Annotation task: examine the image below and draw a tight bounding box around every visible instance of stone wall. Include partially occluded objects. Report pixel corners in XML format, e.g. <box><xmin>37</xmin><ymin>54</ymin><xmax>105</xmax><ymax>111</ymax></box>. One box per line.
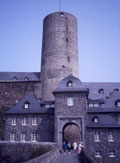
<box><xmin>0</xmin><ymin>81</ymin><xmax>41</xmax><ymax>138</ymax></box>
<box><xmin>86</xmin><ymin>128</ymin><xmax>120</xmax><ymax>163</ymax></box>
<box><xmin>0</xmin><ymin>142</ymin><xmax>56</xmax><ymax>163</ymax></box>
<box><xmin>54</xmin><ymin>92</ymin><xmax>87</xmax><ymax>143</ymax></box>
<box><xmin>23</xmin><ymin>144</ymin><xmax>61</xmax><ymax>163</ymax></box>
<box><xmin>4</xmin><ymin>114</ymin><xmax>54</xmax><ymax>142</ymax></box>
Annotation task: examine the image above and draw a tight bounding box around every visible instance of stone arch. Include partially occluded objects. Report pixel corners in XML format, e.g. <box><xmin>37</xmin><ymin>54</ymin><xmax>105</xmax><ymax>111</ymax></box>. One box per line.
<box><xmin>62</xmin><ymin>122</ymin><xmax>81</xmax><ymax>144</ymax></box>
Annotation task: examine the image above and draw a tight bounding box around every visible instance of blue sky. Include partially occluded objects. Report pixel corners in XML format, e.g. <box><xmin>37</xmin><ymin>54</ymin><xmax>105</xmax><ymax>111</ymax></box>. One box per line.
<box><xmin>0</xmin><ymin>0</ymin><xmax>120</xmax><ymax>82</ymax></box>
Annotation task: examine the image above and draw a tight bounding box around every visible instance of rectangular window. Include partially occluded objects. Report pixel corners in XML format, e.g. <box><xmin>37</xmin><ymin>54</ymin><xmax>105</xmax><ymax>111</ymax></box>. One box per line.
<box><xmin>10</xmin><ymin>133</ymin><xmax>15</xmax><ymax>142</ymax></box>
<box><xmin>109</xmin><ymin>150</ymin><xmax>115</xmax><ymax>158</ymax></box>
<box><xmin>108</xmin><ymin>132</ymin><xmax>114</xmax><ymax>142</ymax></box>
<box><xmin>21</xmin><ymin>133</ymin><xmax>26</xmax><ymax>142</ymax></box>
<box><xmin>32</xmin><ymin>117</ymin><xmax>37</xmax><ymax>125</ymax></box>
<box><xmin>31</xmin><ymin>133</ymin><xmax>37</xmax><ymax>142</ymax></box>
<box><xmin>94</xmin><ymin>103</ymin><xmax>99</xmax><ymax>108</ymax></box>
<box><xmin>118</xmin><ymin>117</ymin><xmax>120</xmax><ymax>124</ymax></box>
<box><xmin>94</xmin><ymin>131</ymin><xmax>100</xmax><ymax>142</ymax></box>
<box><xmin>95</xmin><ymin>150</ymin><xmax>101</xmax><ymax>158</ymax></box>
<box><xmin>88</xmin><ymin>103</ymin><xmax>94</xmax><ymax>108</ymax></box>
<box><xmin>11</xmin><ymin>118</ymin><xmax>16</xmax><ymax>126</ymax></box>
<box><xmin>22</xmin><ymin>117</ymin><xmax>27</xmax><ymax>126</ymax></box>
<box><xmin>67</xmin><ymin>97</ymin><xmax>74</xmax><ymax>106</ymax></box>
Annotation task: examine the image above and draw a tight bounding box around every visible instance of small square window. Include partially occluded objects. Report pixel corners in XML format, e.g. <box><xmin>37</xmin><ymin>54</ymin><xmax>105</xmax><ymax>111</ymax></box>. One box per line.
<box><xmin>67</xmin><ymin>81</ymin><xmax>73</xmax><ymax>87</ymax></box>
<box><xmin>67</xmin><ymin>97</ymin><xmax>74</xmax><ymax>106</ymax></box>
<box><xmin>93</xmin><ymin>117</ymin><xmax>99</xmax><ymax>123</ymax></box>
<box><xmin>94</xmin><ymin>103</ymin><xmax>99</xmax><ymax>108</ymax></box>
<box><xmin>24</xmin><ymin>102</ymin><xmax>30</xmax><ymax>109</ymax></box>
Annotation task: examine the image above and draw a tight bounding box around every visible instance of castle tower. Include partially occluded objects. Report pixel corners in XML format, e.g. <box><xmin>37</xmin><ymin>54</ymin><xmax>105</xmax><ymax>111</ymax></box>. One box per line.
<box><xmin>41</xmin><ymin>12</ymin><xmax>79</xmax><ymax>101</ymax></box>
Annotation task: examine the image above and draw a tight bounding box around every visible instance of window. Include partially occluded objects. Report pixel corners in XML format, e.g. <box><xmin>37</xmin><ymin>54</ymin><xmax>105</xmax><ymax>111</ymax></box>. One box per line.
<box><xmin>11</xmin><ymin>118</ymin><xmax>16</xmax><ymax>126</ymax></box>
<box><xmin>116</xmin><ymin>100</ymin><xmax>120</xmax><ymax>107</ymax></box>
<box><xmin>24</xmin><ymin>102</ymin><xmax>30</xmax><ymax>109</ymax></box>
<box><xmin>94</xmin><ymin>103</ymin><xmax>99</xmax><ymax>108</ymax></box>
<box><xmin>93</xmin><ymin>117</ymin><xmax>99</xmax><ymax>123</ymax></box>
<box><xmin>10</xmin><ymin>133</ymin><xmax>15</xmax><ymax>142</ymax></box>
<box><xmin>13</xmin><ymin>77</ymin><xmax>17</xmax><ymax>81</ymax></box>
<box><xmin>67</xmin><ymin>81</ymin><xmax>73</xmax><ymax>87</ymax></box>
<box><xmin>22</xmin><ymin>117</ymin><xmax>27</xmax><ymax>126</ymax></box>
<box><xmin>21</xmin><ymin>133</ymin><xmax>26</xmax><ymax>142</ymax></box>
<box><xmin>45</xmin><ymin>104</ymin><xmax>50</xmax><ymax>108</ymax></box>
<box><xmin>118</xmin><ymin>117</ymin><xmax>120</xmax><ymax>124</ymax></box>
<box><xmin>51</xmin><ymin>104</ymin><xmax>55</xmax><ymax>108</ymax></box>
<box><xmin>94</xmin><ymin>131</ymin><xmax>100</xmax><ymax>142</ymax></box>
<box><xmin>67</xmin><ymin>97</ymin><xmax>74</xmax><ymax>106</ymax></box>
<box><xmin>108</xmin><ymin>132</ymin><xmax>114</xmax><ymax>142</ymax></box>
<box><xmin>66</xmin><ymin>37</ymin><xmax>68</xmax><ymax>43</ymax></box>
<box><xmin>32</xmin><ymin>117</ymin><xmax>37</xmax><ymax>125</ymax></box>
<box><xmin>88</xmin><ymin>103</ymin><xmax>94</xmax><ymax>108</ymax></box>
<box><xmin>109</xmin><ymin>150</ymin><xmax>115</xmax><ymax>158</ymax></box>
<box><xmin>5</xmin><ymin>91</ymin><xmax>8</xmax><ymax>95</ymax></box>
<box><xmin>24</xmin><ymin>77</ymin><xmax>29</xmax><ymax>81</ymax></box>
<box><xmin>95</xmin><ymin>150</ymin><xmax>101</xmax><ymax>158</ymax></box>
<box><xmin>31</xmin><ymin>133</ymin><xmax>37</xmax><ymax>142</ymax></box>
<box><xmin>67</xmin><ymin>56</ymin><xmax>70</xmax><ymax>62</ymax></box>
<box><xmin>88</xmin><ymin>103</ymin><xmax>99</xmax><ymax>108</ymax></box>
<box><xmin>60</xmin><ymin>13</ymin><xmax>64</xmax><ymax>17</ymax></box>
<box><xmin>99</xmin><ymin>89</ymin><xmax>104</xmax><ymax>94</ymax></box>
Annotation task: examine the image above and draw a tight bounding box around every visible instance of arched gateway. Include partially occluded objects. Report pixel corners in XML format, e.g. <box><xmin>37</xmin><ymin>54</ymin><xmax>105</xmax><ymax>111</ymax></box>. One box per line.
<box><xmin>63</xmin><ymin>123</ymin><xmax>81</xmax><ymax>144</ymax></box>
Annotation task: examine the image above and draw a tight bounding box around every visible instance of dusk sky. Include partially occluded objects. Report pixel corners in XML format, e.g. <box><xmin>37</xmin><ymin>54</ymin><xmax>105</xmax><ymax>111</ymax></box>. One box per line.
<box><xmin>0</xmin><ymin>0</ymin><xmax>120</xmax><ymax>82</ymax></box>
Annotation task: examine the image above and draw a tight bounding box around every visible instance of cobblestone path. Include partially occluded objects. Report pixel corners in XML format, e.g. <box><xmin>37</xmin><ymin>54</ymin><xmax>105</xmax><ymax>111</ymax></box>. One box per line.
<box><xmin>54</xmin><ymin>152</ymin><xmax>80</xmax><ymax>163</ymax></box>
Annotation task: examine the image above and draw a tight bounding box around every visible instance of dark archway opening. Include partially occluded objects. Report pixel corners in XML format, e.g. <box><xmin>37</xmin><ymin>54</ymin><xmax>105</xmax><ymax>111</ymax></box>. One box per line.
<box><xmin>63</xmin><ymin>123</ymin><xmax>81</xmax><ymax>144</ymax></box>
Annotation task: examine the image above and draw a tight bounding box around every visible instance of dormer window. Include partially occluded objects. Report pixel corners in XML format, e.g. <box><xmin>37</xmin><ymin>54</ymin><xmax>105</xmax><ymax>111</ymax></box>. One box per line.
<box><xmin>24</xmin><ymin>102</ymin><xmax>30</xmax><ymax>109</ymax></box>
<box><xmin>93</xmin><ymin>116</ymin><xmax>99</xmax><ymax>123</ymax></box>
<box><xmin>67</xmin><ymin>81</ymin><xmax>73</xmax><ymax>87</ymax></box>
<box><xmin>13</xmin><ymin>77</ymin><xmax>17</xmax><ymax>81</ymax></box>
<box><xmin>99</xmin><ymin>89</ymin><xmax>104</xmax><ymax>94</ymax></box>
<box><xmin>24</xmin><ymin>77</ymin><xmax>29</xmax><ymax>81</ymax></box>
<box><xmin>115</xmin><ymin>100</ymin><xmax>120</xmax><ymax>107</ymax></box>
<box><xmin>60</xmin><ymin>13</ymin><xmax>64</xmax><ymax>17</ymax></box>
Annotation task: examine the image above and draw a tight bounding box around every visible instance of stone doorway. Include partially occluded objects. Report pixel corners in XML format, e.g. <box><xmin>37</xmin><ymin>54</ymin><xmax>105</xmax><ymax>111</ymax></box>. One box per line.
<box><xmin>63</xmin><ymin>123</ymin><xmax>80</xmax><ymax>144</ymax></box>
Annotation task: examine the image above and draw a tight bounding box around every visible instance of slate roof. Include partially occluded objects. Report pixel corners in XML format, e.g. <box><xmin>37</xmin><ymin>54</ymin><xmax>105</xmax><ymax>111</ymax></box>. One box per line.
<box><xmin>0</xmin><ymin>72</ymin><xmax>40</xmax><ymax>81</ymax></box>
<box><xmin>83</xmin><ymin>82</ymin><xmax>120</xmax><ymax>100</ymax></box>
<box><xmin>54</xmin><ymin>74</ymin><xmax>88</xmax><ymax>93</ymax></box>
<box><xmin>87</xmin><ymin>114</ymin><xmax>120</xmax><ymax>128</ymax></box>
<box><xmin>5</xmin><ymin>93</ymin><xmax>54</xmax><ymax>114</ymax></box>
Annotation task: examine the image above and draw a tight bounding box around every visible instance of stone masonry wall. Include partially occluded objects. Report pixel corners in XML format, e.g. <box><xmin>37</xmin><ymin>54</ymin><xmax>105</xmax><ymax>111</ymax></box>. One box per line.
<box><xmin>86</xmin><ymin>128</ymin><xmax>120</xmax><ymax>163</ymax></box>
<box><xmin>4</xmin><ymin>114</ymin><xmax>54</xmax><ymax>142</ymax></box>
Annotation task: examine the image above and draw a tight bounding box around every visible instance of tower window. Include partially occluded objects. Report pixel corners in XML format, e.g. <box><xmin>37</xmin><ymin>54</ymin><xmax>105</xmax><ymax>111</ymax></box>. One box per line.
<box><xmin>67</xmin><ymin>97</ymin><xmax>74</xmax><ymax>106</ymax></box>
<box><xmin>66</xmin><ymin>37</ymin><xmax>68</xmax><ymax>43</ymax></box>
<box><xmin>67</xmin><ymin>57</ymin><xmax>70</xmax><ymax>62</ymax></box>
<box><xmin>67</xmin><ymin>81</ymin><xmax>73</xmax><ymax>87</ymax></box>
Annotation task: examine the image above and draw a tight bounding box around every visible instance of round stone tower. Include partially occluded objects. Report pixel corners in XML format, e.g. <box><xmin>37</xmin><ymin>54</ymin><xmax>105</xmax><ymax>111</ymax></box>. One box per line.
<box><xmin>41</xmin><ymin>12</ymin><xmax>79</xmax><ymax>101</ymax></box>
